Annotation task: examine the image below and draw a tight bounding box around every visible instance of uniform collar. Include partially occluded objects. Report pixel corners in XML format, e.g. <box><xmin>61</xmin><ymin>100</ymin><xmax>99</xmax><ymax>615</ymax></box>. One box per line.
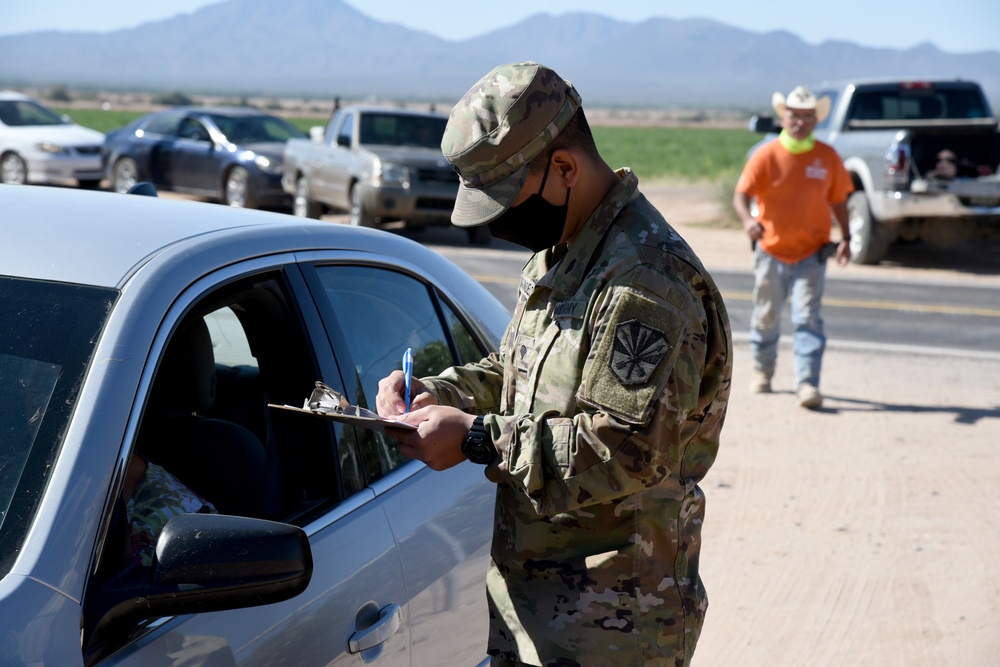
<box><xmin>527</xmin><ymin>168</ymin><xmax>639</xmax><ymax>297</ymax></box>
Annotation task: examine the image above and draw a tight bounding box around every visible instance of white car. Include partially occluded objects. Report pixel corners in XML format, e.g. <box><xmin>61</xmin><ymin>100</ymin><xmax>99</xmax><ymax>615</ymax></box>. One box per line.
<box><xmin>0</xmin><ymin>90</ymin><xmax>105</xmax><ymax>187</ymax></box>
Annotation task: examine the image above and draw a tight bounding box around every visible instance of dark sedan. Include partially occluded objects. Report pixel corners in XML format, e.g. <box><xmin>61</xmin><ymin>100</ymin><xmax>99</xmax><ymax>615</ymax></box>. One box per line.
<box><xmin>102</xmin><ymin>107</ymin><xmax>306</xmax><ymax>208</ymax></box>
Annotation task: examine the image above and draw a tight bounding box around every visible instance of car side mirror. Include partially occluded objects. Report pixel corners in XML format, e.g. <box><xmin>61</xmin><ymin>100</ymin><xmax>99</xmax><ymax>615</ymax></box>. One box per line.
<box><xmin>748</xmin><ymin>114</ymin><xmax>778</xmax><ymax>134</ymax></box>
<box><xmin>83</xmin><ymin>514</ymin><xmax>312</xmax><ymax>666</ymax></box>
<box><xmin>337</xmin><ymin>134</ymin><xmax>351</xmax><ymax>148</ymax></box>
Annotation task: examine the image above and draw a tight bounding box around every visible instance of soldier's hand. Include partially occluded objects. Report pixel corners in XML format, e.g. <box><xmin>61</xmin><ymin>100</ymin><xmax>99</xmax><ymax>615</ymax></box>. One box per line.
<box><xmin>390</xmin><ymin>405</ymin><xmax>474</xmax><ymax>471</ymax></box>
<box><xmin>376</xmin><ymin>370</ymin><xmax>436</xmax><ymax>417</ymax></box>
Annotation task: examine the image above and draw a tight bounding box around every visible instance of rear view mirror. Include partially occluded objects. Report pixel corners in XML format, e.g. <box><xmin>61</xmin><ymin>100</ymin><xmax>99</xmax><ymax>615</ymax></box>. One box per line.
<box><xmin>748</xmin><ymin>114</ymin><xmax>779</xmax><ymax>134</ymax></box>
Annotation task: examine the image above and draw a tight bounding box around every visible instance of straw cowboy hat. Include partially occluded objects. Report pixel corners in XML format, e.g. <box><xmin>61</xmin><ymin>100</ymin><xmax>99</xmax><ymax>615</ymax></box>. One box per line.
<box><xmin>772</xmin><ymin>86</ymin><xmax>831</xmax><ymax>123</ymax></box>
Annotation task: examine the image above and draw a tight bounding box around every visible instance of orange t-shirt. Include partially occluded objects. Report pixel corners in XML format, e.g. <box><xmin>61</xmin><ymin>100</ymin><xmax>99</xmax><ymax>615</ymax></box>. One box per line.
<box><xmin>736</xmin><ymin>138</ymin><xmax>853</xmax><ymax>263</ymax></box>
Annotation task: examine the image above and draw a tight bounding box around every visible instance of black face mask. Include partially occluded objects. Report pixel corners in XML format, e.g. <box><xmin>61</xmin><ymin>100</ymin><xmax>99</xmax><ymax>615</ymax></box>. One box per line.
<box><xmin>488</xmin><ymin>160</ymin><xmax>570</xmax><ymax>252</ymax></box>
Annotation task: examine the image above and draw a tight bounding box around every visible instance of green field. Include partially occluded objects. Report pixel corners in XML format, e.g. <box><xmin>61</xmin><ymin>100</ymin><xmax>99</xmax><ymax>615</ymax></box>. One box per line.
<box><xmin>57</xmin><ymin>107</ymin><xmax>759</xmax><ymax>184</ymax></box>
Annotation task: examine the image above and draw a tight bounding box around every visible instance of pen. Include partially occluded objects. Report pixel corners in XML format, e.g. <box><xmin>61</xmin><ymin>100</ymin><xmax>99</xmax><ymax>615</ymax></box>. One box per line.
<box><xmin>402</xmin><ymin>347</ymin><xmax>413</xmax><ymax>412</ymax></box>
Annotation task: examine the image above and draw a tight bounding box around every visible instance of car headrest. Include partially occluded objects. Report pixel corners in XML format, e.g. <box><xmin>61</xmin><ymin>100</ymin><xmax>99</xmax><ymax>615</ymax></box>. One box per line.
<box><xmin>152</xmin><ymin>318</ymin><xmax>217</xmax><ymax>414</ymax></box>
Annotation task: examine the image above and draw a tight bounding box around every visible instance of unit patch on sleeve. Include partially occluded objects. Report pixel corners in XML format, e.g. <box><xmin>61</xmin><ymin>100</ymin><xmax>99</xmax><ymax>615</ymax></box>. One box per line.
<box><xmin>609</xmin><ymin>320</ymin><xmax>670</xmax><ymax>386</ymax></box>
<box><xmin>579</xmin><ymin>287</ymin><xmax>690</xmax><ymax>424</ymax></box>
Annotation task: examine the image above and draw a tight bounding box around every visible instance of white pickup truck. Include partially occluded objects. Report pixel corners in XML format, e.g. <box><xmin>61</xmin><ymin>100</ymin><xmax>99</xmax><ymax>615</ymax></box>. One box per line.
<box><xmin>283</xmin><ymin>105</ymin><xmax>465</xmax><ymax>235</ymax></box>
<box><xmin>750</xmin><ymin>78</ymin><xmax>1000</xmax><ymax>264</ymax></box>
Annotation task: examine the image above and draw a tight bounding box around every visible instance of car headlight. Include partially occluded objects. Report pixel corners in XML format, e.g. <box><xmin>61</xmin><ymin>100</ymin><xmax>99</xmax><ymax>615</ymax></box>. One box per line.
<box><xmin>376</xmin><ymin>162</ymin><xmax>409</xmax><ymax>187</ymax></box>
<box><xmin>254</xmin><ymin>154</ymin><xmax>283</xmax><ymax>174</ymax></box>
<box><xmin>35</xmin><ymin>142</ymin><xmax>69</xmax><ymax>155</ymax></box>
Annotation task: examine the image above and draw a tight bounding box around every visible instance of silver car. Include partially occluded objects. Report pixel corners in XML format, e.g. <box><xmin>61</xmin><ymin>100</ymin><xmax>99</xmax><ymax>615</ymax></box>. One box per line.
<box><xmin>0</xmin><ymin>184</ymin><xmax>508</xmax><ymax>666</ymax></box>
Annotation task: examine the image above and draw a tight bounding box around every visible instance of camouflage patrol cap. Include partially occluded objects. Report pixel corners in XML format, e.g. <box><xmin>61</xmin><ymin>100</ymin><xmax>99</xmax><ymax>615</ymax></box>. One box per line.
<box><xmin>442</xmin><ymin>61</ymin><xmax>582</xmax><ymax>227</ymax></box>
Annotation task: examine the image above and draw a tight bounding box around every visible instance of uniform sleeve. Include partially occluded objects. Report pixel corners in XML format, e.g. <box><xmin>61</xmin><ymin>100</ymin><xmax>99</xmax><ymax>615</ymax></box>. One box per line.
<box><xmin>421</xmin><ymin>349</ymin><xmax>506</xmax><ymax>413</ymax></box>
<box><xmin>485</xmin><ymin>268</ymin><xmax>731</xmax><ymax>517</ymax></box>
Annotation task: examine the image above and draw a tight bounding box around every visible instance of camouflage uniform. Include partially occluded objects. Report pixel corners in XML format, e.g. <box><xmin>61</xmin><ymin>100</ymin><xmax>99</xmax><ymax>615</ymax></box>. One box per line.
<box><xmin>424</xmin><ymin>169</ymin><xmax>732</xmax><ymax>665</ymax></box>
<box><xmin>127</xmin><ymin>461</ymin><xmax>217</xmax><ymax>566</ymax></box>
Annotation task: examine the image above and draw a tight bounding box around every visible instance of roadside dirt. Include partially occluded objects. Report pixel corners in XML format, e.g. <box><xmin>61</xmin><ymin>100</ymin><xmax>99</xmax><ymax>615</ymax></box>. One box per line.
<box><xmin>640</xmin><ymin>182</ymin><xmax>1000</xmax><ymax>667</ymax></box>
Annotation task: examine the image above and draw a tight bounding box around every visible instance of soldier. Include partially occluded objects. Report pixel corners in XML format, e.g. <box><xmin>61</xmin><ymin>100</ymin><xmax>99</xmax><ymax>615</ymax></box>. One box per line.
<box><xmin>376</xmin><ymin>61</ymin><xmax>732</xmax><ymax>666</ymax></box>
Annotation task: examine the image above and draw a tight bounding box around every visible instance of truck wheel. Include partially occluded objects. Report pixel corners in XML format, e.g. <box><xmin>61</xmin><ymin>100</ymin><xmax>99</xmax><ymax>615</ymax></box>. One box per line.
<box><xmin>1</xmin><ymin>152</ymin><xmax>27</xmax><ymax>185</ymax></box>
<box><xmin>224</xmin><ymin>166</ymin><xmax>257</xmax><ymax>209</ymax></box>
<box><xmin>847</xmin><ymin>191</ymin><xmax>889</xmax><ymax>265</ymax></box>
<box><xmin>293</xmin><ymin>177</ymin><xmax>322</xmax><ymax>218</ymax></box>
<box><xmin>349</xmin><ymin>184</ymin><xmax>376</xmax><ymax>227</ymax></box>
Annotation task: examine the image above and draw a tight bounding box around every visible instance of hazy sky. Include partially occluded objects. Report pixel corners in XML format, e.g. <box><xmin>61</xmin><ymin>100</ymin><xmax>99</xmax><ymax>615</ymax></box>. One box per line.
<box><xmin>1</xmin><ymin>0</ymin><xmax>997</xmax><ymax>54</ymax></box>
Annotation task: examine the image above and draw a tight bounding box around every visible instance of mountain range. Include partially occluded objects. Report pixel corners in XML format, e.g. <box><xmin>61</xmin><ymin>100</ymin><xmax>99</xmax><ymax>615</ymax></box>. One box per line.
<box><xmin>2</xmin><ymin>0</ymin><xmax>999</xmax><ymax>110</ymax></box>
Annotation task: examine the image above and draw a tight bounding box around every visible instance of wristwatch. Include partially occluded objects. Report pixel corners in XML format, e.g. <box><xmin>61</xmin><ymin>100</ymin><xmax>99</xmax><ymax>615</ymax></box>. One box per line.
<box><xmin>462</xmin><ymin>415</ymin><xmax>496</xmax><ymax>465</ymax></box>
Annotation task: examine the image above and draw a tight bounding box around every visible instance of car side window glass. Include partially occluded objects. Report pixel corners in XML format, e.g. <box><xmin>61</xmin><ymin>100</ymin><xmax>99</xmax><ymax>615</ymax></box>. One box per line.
<box><xmin>178</xmin><ymin>118</ymin><xmax>209</xmax><ymax>142</ymax></box>
<box><xmin>143</xmin><ymin>114</ymin><xmax>182</xmax><ymax>137</ymax></box>
<box><xmin>337</xmin><ymin>112</ymin><xmax>354</xmax><ymax>147</ymax></box>
<box><xmin>313</xmin><ymin>265</ymin><xmax>458</xmax><ymax>477</ymax></box>
<box><xmin>325</xmin><ymin>109</ymin><xmax>343</xmax><ymax>145</ymax></box>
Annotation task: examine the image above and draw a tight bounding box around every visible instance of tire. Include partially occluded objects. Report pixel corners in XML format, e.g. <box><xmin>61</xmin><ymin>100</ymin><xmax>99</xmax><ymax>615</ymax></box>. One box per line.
<box><xmin>1</xmin><ymin>152</ymin><xmax>27</xmax><ymax>185</ymax></box>
<box><xmin>847</xmin><ymin>191</ymin><xmax>890</xmax><ymax>265</ymax></box>
<box><xmin>349</xmin><ymin>184</ymin><xmax>376</xmax><ymax>227</ymax></box>
<box><xmin>112</xmin><ymin>157</ymin><xmax>139</xmax><ymax>194</ymax></box>
<box><xmin>223</xmin><ymin>166</ymin><xmax>256</xmax><ymax>209</ymax></box>
<box><xmin>293</xmin><ymin>176</ymin><xmax>322</xmax><ymax>218</ymax></box>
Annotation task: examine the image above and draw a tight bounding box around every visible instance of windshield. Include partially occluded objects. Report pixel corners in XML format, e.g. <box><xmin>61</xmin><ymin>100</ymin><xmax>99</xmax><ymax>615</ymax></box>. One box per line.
<box><xmin>359</xmin><ymin>113</ymin><xmax>447</xmax><ymax>148</ymax></box>
<box><xmin>848</xmin><ymin>86</ymin><xmax>990</xmax><ymax>122</ymax></box>
<box><xmin>0</xmin><ymin>277</ymin><xmax>116</xmax><ymax>577</ymax></box>
<box><xmin>208</xmin><ymin>113</ymin><xmax>307</xmax><ymax>144</ymax></box>
<box><xmin>0</xmin><ymin>99</ymin><xmax>67</xmax><ymax>127</ymax></box>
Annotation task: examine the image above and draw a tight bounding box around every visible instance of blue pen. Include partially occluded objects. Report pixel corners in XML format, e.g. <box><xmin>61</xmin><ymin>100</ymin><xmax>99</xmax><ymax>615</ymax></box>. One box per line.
<box><xmin>402</xmin><ymin>347</ymin><xmax>413</xmax><ymax>412</ymax></box>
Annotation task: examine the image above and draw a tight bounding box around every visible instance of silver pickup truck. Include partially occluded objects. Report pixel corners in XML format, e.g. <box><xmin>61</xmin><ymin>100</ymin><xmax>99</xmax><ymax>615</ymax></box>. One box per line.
<box><xmin>750</xmin><ymin>78</ymin><xmax>1000</xmax><ymax>264</ymax></box>
<box><xmin>283</xmin><ymin>105</ymin><xmax>462</xmax><ymax>233</ymax></box>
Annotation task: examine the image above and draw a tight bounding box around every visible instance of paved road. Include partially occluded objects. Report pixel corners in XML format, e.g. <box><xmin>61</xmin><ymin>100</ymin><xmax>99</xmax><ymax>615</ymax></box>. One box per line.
<box><xmin>417</xmin><ymin>233</ymin><xmax>1000</xmax><ymax>356</ymax></box>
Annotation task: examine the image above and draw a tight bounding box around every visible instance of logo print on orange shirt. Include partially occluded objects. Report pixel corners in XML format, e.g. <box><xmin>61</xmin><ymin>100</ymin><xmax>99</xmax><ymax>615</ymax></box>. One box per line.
<box><xmin>806</xmin><ymin>160</ymin><xmax>828</xmax><ymax>180</ymax></box>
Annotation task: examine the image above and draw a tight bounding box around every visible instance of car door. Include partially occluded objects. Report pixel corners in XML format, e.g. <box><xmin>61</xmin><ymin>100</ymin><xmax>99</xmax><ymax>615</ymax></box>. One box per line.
<box><xmin>85</xmin><ymin>264</ymin><xmax>412</xmax><ymax>667</ymax></box>
<box><xmin>316</xmin><ymin>109</ymin><xmax>355</xmax><ymax>209</ymax></box>
<box><xmin>171</xmin><ymin>116</ymin><xmax>220</xmax><ymax>194</ymax></box>
<box><xmin>301</xmin><ymin>261</ymin><xmax>495</xmax><ymax>665</ymax></box>
<box><xmin>135</xmin><ymin>113</ymin><xmax>183</xmax><ymax>188</ymax></box>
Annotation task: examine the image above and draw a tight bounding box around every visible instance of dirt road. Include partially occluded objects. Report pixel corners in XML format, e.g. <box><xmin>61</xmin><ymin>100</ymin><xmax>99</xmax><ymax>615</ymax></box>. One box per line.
<box><xmin>642</xmin><ymin>182</ymin><xmax>1000</xmax><ymax>666</ymax></box>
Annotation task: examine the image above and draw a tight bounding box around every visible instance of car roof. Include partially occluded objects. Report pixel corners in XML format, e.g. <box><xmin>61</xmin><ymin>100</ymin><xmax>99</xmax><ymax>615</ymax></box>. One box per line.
<box><xmin>0</xmin><ymin>90</ymin><xmax>33</xmax><ymax>101</ymax></box>
<box><xmin>1</xmin><ymin>185</ymin><xmax>455</xmax><ymax>289</ymax></box>
<box><xmin>814</xmin><ymin>77</ymin><xmax>982</xmax><ymax>90</ymax></box>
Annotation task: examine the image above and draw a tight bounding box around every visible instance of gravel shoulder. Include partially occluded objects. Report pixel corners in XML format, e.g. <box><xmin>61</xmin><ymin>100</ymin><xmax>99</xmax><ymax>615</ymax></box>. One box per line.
<box><xmin>642</xmin><ymin>181</ymin><xmax>1000</xmax><ymax>666</ymax></box>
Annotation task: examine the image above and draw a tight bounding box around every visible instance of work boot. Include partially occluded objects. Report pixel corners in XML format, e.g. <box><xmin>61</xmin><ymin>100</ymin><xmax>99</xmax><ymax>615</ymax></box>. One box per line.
<box><xmin>797</xmin><ymin>384</ymin><xmax>823</xmax><ymax>409</ymax></box>
<box><xmin>749</xmin><ymin>370</ymin><xmax>772</xmax><ymax>394</ymax></box>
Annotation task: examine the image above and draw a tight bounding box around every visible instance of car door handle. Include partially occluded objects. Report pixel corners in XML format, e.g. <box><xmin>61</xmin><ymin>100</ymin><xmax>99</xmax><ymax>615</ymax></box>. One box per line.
<box><xmin>348</xmin><ymin>603</ymin><xmax>402</xmax><ymax>653</ymax></box>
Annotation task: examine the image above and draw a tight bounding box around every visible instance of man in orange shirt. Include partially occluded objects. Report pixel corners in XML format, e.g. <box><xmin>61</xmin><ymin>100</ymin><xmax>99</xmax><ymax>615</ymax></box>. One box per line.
<box><xmin>733</xmin><ymin>86</ymin><xmax>853</xmax><ymax>409</ymax></box>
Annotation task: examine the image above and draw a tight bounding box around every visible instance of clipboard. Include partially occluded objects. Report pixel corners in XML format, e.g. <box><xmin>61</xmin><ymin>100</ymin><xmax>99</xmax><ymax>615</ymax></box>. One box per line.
<box><xmin>267</xmin><ymin>381</ymin><xmax>416</xmax><ymax>433</ymax></box>
<box><xmin>267</xmin><ymin>403</ymin><xmax>416</xmax><ymax>433</ymax></box>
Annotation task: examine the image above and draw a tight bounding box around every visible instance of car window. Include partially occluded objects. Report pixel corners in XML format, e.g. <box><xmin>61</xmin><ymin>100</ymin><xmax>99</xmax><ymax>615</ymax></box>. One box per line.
<box><xmin>312</xmin><ymin>265</ymin><xmax>474</xmax><ymax>478</ymax></box>
<box><xmin>142</xmin><ymin>114</ymin><xmax>182</xmax><ymax>137</ymax></box>
<box><xmin>324</xmin><ymin>109</ymin><xmax>344</xmax><ymax>145</ymax></box>
<box><xmin>358</xmin><ymin>113</ymin><xmax>447</xmax><ymax>148</ymax></box>
<box><xmin>0</xmin><ymin>99</ymin><xmax>65</xmax><ymax>127</ymax></box>
<box><xmin>0</xmin><ymin>277</ymin><xmax>117</xmax><ymax>579</ymax></box>
<box><xmin>337</xmin><ymin>111</ymin><xmax>354</xmax><ymax>147</ymax></box>
<box><xmin>207</xmin><ymin>114</ymin><xmax>307</xmax><ymax>144</ymax></box>
<box><xmin>178</xmin><ymin>117</ymin><xmax>210</xmax><ymax>142</ymax></box>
